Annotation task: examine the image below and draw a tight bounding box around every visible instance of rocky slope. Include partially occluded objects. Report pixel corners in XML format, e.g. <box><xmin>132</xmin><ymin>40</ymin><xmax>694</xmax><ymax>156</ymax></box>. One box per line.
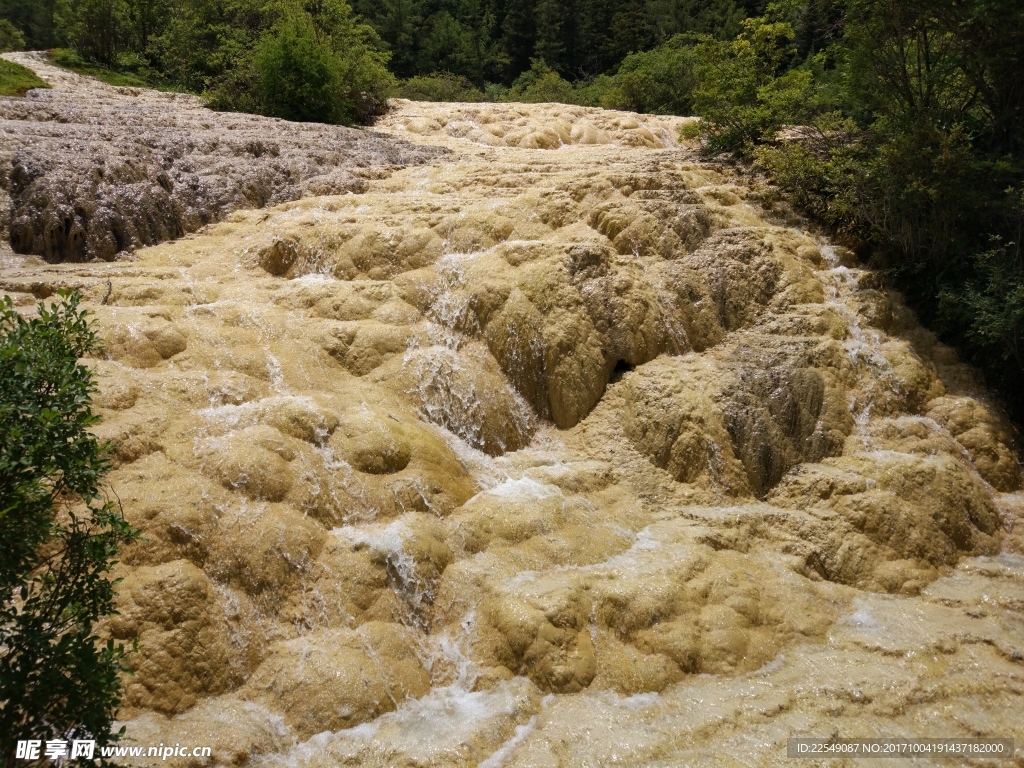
<box><xmin>1</xmin><ymin>62</ymin><xmax>1023</xmax><ymax>767</ymax></box>
<box><xmin>0</xmin><ymin>52</ymin><xmax>441</xmax><ymax>263</ymax></box>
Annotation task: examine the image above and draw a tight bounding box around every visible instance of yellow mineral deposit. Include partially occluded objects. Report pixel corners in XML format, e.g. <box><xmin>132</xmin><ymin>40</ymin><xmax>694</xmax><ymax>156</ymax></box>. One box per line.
<box><xmin>2</xmin><ymin>66</ymin><xmax>1023</xmax><ymax>767</ymax></box>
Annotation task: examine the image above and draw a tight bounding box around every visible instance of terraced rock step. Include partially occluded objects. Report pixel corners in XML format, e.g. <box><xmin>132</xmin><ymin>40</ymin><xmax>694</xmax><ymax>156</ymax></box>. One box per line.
<box><xmin>1</xmin><ymin>61</ymin><xmax>1022</xmax><ymax>767</ymax></box>
<box><xmin>0</xmin><ymin>52</ymin><xmax>442</xmax><ymax>264</ymax></box>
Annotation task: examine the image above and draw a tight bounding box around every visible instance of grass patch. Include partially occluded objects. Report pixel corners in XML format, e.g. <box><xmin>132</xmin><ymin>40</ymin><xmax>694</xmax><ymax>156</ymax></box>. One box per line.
<box><xmin>0</xmin><ymin>58</ymin><xmax>48</xmax><ymax>97</ymax></box>
<box><xmin>48</xmin><ymin>49</ymin><xmax>179</xmax><ymax>92</ymax></box>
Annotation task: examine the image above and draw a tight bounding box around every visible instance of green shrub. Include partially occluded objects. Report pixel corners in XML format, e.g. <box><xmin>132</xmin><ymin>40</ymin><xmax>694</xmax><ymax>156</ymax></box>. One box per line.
<box><xmin>484</xmin><ymin>81</ymin><xmax>509</xmax><ymax>101</ymax></box>
<box><xmin>752</xmin><ymin>111</ymin><xmax>863</xmax><ymax>229</ymax></box>
<box><xmin>690</xmin><ymin>19</ymin><xmax>818</xmax><ymax>153</ymax></box>
<box><xmin>0</xmin><ymin>292</ymin><xmax>139</xmax><ymax>764</ymax></box>
<box><xmin>255</xmin><ymin>12</ymin><xmax>346</xmax><ymax>123</ymax></box>
<box><xmin>399</xmin><ymin>71</ymin><xmax>485</xmax><ymax>102</ymax></box>
<box><xmin>589</xmin><ymin>37</ymin><xmax>699</xmax><ymax>114</ymax></box>
<box><xmin>952</xmin><ymin>192</ymin><xmax>1024</xmax><ymax>390</ymax></box>
<box><xmin>0</xmin><ymin>57</ymin><xmax>47</xmax><ymax>96</ymax></box>
<box><xmin>0</xmin><ymin>18</ymin><xmax>25</xmax><ymax>51</ymax></box>
<box><xmin>54</xmin><ymin>0</ymin><xmax>128</xmax><ymax>66</ymax></box>
<box><xmin>414</xmin><ymin>11</ymin><xmax>473</xmax><ymax>79</ymax></box>
<box><xmin>503</xmin><ymin>58</ymin><xmax>576</xmax><ymax>104</ymax></box>
<box><xmin>735</xmin><ymin>0</ymin><xmax>1024</xmax><ymax>419</ymax></box>
<box><xmin>0</xmin><ymin>0</ymin><xmax>58</xmax><ymax>49</ymax></box>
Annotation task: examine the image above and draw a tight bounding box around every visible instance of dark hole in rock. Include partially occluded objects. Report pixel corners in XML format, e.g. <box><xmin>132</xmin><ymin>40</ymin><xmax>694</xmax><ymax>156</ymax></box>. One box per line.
<box><xmin>610</xmin><ymin>359</ymin><xmax>636</xmax><ymax>383</ymax></box>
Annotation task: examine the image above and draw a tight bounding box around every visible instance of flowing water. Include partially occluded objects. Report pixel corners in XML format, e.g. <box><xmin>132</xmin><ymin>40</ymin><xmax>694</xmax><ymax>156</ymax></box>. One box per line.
<box><xmin>2</xmin><ymin>72</ymin><xmax>1023</xmax><ymax>766</ymax></box>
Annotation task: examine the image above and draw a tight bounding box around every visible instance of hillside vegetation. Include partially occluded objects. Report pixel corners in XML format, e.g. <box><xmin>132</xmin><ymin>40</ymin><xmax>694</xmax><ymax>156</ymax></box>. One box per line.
<box><xmin>665</xmin><ymin>1</ymin><xmax>1024</xmax><ymax>422</ymax></box>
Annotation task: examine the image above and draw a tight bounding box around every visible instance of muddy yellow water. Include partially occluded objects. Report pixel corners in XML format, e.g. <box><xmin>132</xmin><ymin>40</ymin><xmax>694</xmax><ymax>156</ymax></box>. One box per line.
<box><xmin>2</xmin><ymin>99</ymin><xmax>1023</xmax><ymax>767</ymax></box>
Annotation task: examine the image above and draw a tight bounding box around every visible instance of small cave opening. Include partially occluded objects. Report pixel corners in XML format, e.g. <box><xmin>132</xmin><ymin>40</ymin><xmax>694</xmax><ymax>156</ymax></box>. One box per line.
<box><xmin>610</xmin><ymin>359</ymin><xmax>636</xmax><ymax>383</ymax></box>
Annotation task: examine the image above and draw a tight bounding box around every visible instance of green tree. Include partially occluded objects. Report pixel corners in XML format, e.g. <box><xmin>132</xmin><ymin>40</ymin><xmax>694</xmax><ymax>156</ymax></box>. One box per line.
<box><xmin>256</xmin><ymin>11</ymin><xmax>345</xmax><ymax>122</ymax></box>
<box><xmin>254</xmin><ymin>0</ymin><xmax>395</xmax><ymax>124</ymax></box>
<box><xmin>0</xmin><ymin>18</ymin><xmax>24</xmax><ymax>50</ymax></box>
<box><xmin>500</xmin><ymin>0</ymin><xmax>536</xmax><ymax>79</ymax></box>
<box><xmin>645</xmin><ymin>0</ymin><xmax>746</xmax><ymax>42</ymax></box>
<box><xmin>691</xmin><ymin>19</ymin><xmax>813</xmax><ymax>152</ymax></box>
<box><xmin>533</xmin><ymin>0</ymin><xmax>565</xmax><ymax>72</ymax></box>
<box><xmin>0</xmin><ymin>292</ymin><xmax>139</xmax><ymax>767</ymax></box>
<box><xmin>124</xmin><ymin>0</ymin><xmax>171</xmax><ymax>53</ymax></box>
<box><xmin>691</xmin><ymin>0</ymin><xmax>1024</xmax><ymax>418</ymax></box>
<box><xmin>503</xmin><ymin>56</ymin><xmax>575</xmax><ymax>103</ymax></box>
<box><xmin>0</xmin><ymin>0</ymin><xmax>57</xmax><ymax>50</ymax></box>
<box><xmin>416</xmin><ymin>11</ymin><xmax>472</xmax><ymax>78</ymax></box>
<box><xmin>838</xmin><ymin>0</ymin><xmax>1024</xmax><ymax>411</ymax></box>
<box><xmin>587</xmin><ymin>35</ymin><xmax>699</xmax><ymax>113</ymax></box>
<box><xmin>462</xmin><ymin>0</ymin><xmax>500</xmax><ymax>88</ymax></box>
<box><xmin>357</xmin><ymin>0</ymin><xmax>419</xmax><ymax>77</ymax></box>
<box><xmin>954</xmin><ymin>192</ymin><xmax>1024</xmax><ymax>380</ymax></box>
<box><xmin>609</xmin><ymin>1</ymin><xmax>655</xmax><ymax>60</ymax></box>
<box><xmin>54</xmin><ymin>0</ymin><xmax>128</xmax><ymax>65</ymax></box>
<box><xmin>303</xmin><ymin>0</ymin><xmax>397</xmax><ymax>122</ymax></box>
<box><xmin>146</xmin><ymin>0</ymin><xmax>267</xmax><ymax>97</ymax></box>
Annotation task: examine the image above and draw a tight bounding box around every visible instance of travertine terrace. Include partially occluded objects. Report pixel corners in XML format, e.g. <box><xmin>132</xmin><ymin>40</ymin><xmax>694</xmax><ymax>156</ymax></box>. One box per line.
<box><xmin>0</xmin><ymin>52</ymin><xmax>441</xmax><ymax>264</ymax></box>
<box><xmin>1</xmin><ymin>58</ymin><xmax>1023</xmax><ymax>767</ymax></box>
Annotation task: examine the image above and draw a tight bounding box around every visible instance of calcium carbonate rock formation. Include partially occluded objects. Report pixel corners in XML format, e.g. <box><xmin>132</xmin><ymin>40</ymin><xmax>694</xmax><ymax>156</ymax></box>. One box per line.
<box><xmin>0</xmin><ymin>53</ymin><xmax>441</xmax><ymax>264</ymax></box>
<box><xmin>2</xmin><ymin>63</ymin><xmax>1022</xmax><ymax>767</ymax></box>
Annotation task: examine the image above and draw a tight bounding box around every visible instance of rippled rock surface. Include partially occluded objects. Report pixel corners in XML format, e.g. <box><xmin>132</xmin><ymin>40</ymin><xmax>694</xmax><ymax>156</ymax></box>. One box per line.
<box><xmin>0</xmin><ymin>53</ymin><xmax>442</xmax><ymax>263</ymax></box>
<box><xmin>2</xmin><ymin>71</ymin><xmax>1023</xmax><ymax>766</ymax></box>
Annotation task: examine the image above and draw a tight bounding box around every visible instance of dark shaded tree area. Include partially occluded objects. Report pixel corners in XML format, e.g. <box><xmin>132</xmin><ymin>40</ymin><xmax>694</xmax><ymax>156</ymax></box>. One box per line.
<box><xmin>0</xmin><ymin>0</ymin><xmax>57</xmax><ymax>49</ymax></box>
<box><xmin>684</xmin><ymin>0</ymin><xmax>1024</xmax><ymax>421</ymax></box>
<box><xmin>351</xmin><ymin>0</ymin><xmax>749</xmax><ymax>84</ymax></box>
<box><xmin>2</xmin><ymin>0</ymin><xmax>755</xmax><ymax>94</ymax></box>
<box><xmin>0</xmin><ymin>0</ymin><xmax>758</xmax><ymax>119</ymax></box>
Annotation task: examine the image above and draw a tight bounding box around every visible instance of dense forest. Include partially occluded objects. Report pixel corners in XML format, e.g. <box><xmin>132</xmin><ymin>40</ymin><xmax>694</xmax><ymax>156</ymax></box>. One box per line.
<box><xmin>348</xmin><ymin>0</ymin><xmax>765</xmax><ymax>84</ymax></box>
<box><xmin>0</xmin><ymin>0</ymin><xmax>769</xmax><ymax>114</ymax></box>
<box><xmin>1</xmin><ymin>0</ymin><xmax>1023</xmax><ymax>422</ymax></box>
<box><xmin>0</xmin><ymin>0</ymin><xmax>765</xmax><ymax>84</ymax></box>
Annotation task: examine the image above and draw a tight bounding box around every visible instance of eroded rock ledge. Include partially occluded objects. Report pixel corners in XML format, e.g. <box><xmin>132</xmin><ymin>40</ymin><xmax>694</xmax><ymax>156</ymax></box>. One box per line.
<box><xmin>0</xmin><ymin>52</ymin><xmax>443</xmax><ymax>263</ymax></box>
